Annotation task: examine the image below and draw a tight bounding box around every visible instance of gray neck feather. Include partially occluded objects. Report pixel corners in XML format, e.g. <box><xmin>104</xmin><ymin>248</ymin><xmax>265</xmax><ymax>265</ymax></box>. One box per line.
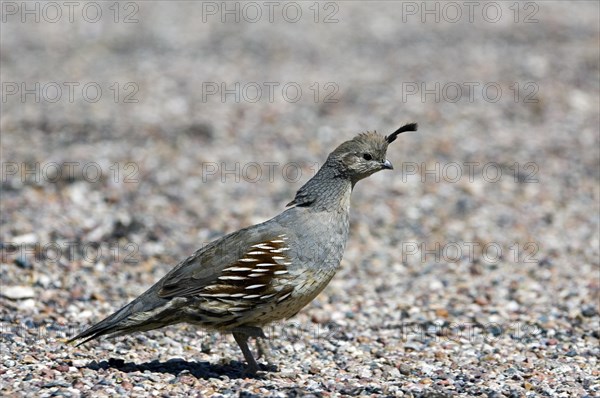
<box><xmin>288</xmin><ymin>160</ymin><xmax>353</xmax><ymax>211</ymax></box>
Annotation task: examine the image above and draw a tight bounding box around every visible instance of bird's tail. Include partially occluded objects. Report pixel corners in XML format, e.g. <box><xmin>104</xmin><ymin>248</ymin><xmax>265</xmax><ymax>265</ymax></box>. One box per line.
<box><xmin>68</xmin><ymin>293</ymin><xmax>187</xmax><ymax>346</ymax></box>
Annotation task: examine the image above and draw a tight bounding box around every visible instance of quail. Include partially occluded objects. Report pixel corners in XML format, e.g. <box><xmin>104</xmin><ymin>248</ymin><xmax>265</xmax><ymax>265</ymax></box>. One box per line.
<box><xmin>68</xmin><ymin>123</ymin><xmax>418</xmax><ymax>373</ymax></box>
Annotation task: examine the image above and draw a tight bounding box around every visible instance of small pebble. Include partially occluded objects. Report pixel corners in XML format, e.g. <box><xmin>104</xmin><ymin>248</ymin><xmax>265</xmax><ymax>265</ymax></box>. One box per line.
<box><xmin>3</xmin><ymin>286</ymin><xmax>35</xmax><ymax>300</ymax></box>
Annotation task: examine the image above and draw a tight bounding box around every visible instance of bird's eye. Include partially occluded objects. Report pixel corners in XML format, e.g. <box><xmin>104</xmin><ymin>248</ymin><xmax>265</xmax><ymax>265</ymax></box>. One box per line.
<box><xmin>363</xmin><ymin>153</ymin><xmax>373</xmax><ymax>161</ymax></box>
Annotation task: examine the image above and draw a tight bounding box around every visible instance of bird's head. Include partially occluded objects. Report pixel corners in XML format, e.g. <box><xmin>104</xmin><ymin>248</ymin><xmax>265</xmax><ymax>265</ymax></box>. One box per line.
<box><xmin>287</xmin><ymin>122</ymin><xmax>418</xmax><ymax>208</ymax></box>
<box><xmin>327</xmin><ymin>123</ymin><xmax>418</xmax><ymax>183</ymax></box>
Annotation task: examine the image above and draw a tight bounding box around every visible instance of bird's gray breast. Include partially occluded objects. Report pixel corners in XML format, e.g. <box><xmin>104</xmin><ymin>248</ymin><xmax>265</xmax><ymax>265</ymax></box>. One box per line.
<box><xmin>275</xmin><ymin>206</ymin><xmax>350</xmax><ymax>273</ymax></box>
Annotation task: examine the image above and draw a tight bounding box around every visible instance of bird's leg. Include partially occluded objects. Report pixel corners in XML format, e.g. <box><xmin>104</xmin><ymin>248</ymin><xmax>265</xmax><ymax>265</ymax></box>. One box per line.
<box><xmin>232</xmin><ymin>327</ymin><xmax>266</xmax><ymax>374</ymax></box>
<box><xmin>232</xmin><ymin>332</ymin><xmax>258</xmax><ymax>373</ymax></box>
<box><xmin>232</xmin><ymin>326</ymin><xmax>266</xmax><ymax>338</ymax></box>
<box><xmin>234</xmin><ymin>326</ymin><xmax>272</xmax><ymax>363</ymax></box>
<box><xmin>255</xmin><ymin>338</ymin><xmax>270</xmax><ymax>361</ymax></box>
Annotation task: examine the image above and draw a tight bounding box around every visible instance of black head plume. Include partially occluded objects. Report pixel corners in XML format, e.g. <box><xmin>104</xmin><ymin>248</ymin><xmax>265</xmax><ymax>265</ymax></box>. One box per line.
<box><xmin>385</xmin><ymin>123</ymin><xmax>418</xmax><ymax>144</ymax></box>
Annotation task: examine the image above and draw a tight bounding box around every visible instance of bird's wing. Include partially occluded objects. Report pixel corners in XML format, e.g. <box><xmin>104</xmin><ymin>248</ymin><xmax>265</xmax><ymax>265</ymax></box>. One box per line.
<box><xmin>156</xmin><ymin>223</ymin><xmax>294</xmax><ymax>299</ymax></box>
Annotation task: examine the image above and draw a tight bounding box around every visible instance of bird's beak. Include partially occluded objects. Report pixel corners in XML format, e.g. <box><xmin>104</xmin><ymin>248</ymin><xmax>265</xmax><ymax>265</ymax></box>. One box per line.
<box><xmin>382</xmin><ymin>159</ymin><xmax>393</xmax><ymax>170</ymax></box>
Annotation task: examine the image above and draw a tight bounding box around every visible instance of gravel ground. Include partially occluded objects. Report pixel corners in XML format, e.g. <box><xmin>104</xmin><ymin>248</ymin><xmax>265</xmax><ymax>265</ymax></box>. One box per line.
<box><xmin>1</xmin><ymin>1</ymin><xmax>599</xmax><ymax>397</ymax></box>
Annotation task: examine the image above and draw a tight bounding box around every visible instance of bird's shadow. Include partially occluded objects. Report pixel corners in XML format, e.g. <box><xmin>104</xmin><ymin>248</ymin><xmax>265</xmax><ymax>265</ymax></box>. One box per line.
<box><xmin>85</xmin><ymin>357</ymin><xmax>277</xmax><ymax>380</ymax></box>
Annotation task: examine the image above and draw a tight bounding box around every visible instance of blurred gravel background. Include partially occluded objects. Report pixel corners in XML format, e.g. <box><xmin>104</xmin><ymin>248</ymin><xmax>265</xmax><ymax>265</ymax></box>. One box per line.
<box><xmin>1</xmin><ymin>1</ymin><xmax>599</xmax><ymax>397</ymax></box>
